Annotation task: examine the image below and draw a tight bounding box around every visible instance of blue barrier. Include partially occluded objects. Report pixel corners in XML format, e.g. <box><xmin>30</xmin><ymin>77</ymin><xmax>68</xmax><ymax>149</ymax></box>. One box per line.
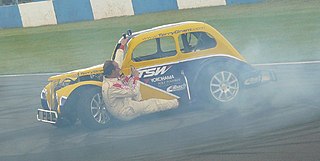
<box><xmin>0</xmin><ymin>0</ymin><xmax>264</xmax><ymax>29</ymax></box>
<box><xmin>53</xmin><ymin>0</ymin><xmax>94</xmax><ymax>24</ymax></box>
<box><xmin>226</xmin><ymin>0</ymin><xmax>263</xmax><ymax>5</ymax></box>
<box><xmin>132</xmin><ymin>0</ymin><xmax>178</xmax><ymax>15</ymax></box>
<box><xmin>0</xmin><ymin>5</ymin><xmax>22</xmax><ymax>29</ymax></box>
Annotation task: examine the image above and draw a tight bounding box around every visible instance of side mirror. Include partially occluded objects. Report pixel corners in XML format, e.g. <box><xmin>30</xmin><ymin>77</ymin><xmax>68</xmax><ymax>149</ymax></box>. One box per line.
<box><xmin>127</xmin><ymin>29</ymin><xmax>132</xmax><ymax>36</ymax></box>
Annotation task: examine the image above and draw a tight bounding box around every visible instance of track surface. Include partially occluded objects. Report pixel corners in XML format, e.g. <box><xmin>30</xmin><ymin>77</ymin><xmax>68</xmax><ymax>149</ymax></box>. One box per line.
<box><xmin>0</xmin><ymin>63</ymin><xmax>320</xmax><ymax>161</ymax></box>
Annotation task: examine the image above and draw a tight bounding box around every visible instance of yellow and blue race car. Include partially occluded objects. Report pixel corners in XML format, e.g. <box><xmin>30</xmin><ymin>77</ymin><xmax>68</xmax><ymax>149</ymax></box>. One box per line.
<box><xmin>37</xmin><ymin>21</ymin><xmax>276</xmax><ymax>129</ymax></box>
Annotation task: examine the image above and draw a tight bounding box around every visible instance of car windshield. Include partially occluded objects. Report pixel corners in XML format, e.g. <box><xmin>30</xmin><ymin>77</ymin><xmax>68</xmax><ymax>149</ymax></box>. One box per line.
<box><xmin>132</xmin><ymin>36</ymin><xmax>177</xmax><ymax>62</ymax></box>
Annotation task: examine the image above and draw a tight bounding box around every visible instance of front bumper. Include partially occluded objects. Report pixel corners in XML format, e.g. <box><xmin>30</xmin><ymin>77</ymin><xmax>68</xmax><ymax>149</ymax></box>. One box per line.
<box><xmin>37</xmin><ymin>109</ymin><xmax>58</xmax><ymax>124</ymax></box>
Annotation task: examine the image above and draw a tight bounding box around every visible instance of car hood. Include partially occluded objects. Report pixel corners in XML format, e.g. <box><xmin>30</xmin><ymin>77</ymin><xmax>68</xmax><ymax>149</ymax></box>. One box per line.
<box><xmin>48</xmin><ymin>64</ymin><xmax>104</xmax><ymax>81</ymax></box>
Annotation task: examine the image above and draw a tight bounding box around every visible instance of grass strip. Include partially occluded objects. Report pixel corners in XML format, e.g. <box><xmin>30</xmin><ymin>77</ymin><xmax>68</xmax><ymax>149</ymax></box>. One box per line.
<box><xmin>0</xmin><ymin>0</ymin><xmax>319</xmax><ymax>74</ymax></box>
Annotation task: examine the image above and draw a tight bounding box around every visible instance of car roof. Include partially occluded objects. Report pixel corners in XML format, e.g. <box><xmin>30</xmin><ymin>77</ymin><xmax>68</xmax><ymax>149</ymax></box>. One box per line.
<box><xmin>131</xmin><ymin>21</ymin><xmax>207</xmax><ymax>37</ymax></box>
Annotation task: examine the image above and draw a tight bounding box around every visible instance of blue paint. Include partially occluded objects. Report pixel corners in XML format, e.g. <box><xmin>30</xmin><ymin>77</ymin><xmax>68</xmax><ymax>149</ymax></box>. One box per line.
<box><xmin>226</xmin><ymin>0</ymin><xmax>264</xmax><ymax>5</ymax></box>
<box><xmin>53</xmin><ymin>0</ymin><xmax>93</xmax><ymax>24</ymax></box>
<box><xmin>0</xmin><ymin>5</ymin><xmax>22</xmax><ymax>29</ymax></box>
<box><xmin>132</xmin><ymin>0</ymin><xmax>178</xmax><ymax>15</ymax></box>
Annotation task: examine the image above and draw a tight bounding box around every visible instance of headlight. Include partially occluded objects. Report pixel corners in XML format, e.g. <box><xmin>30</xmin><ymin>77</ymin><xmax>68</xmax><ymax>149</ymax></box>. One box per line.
<box><xmin>40</xmin><ymin>88</ymin><xmax>47</xmax><ymax>100</ymax></box>
<box><xmin>60</xmin><ymin>96</ymin><xmax>68</xmax><ymax>107</ymax></box>
<box><xmin>56</xmin><ymin>93</ymin><xmax>68</xmax><ymax>107</ymax></box>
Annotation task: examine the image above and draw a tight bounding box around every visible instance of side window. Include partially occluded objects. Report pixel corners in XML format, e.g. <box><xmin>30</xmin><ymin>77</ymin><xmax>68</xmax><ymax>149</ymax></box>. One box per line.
<box><xmin>132</xmin><ymin>36</ymin><xmax>177</xmax><ymax>62</ymax></box>
<box><xmin>179</xmin><ymin>32</ymin><xmax>217</xmax><ymax>53</ymax></box>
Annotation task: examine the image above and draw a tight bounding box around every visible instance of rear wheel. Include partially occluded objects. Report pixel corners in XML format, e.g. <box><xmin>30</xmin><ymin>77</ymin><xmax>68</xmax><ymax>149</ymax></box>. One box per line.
<box><xmin>78</xmin><ymin>87</ymin><xmax>112</xmax><ymax>129</ymax></box>
<box><xmin>199</xmin><ymin>64</ymin><xmax>242</xmax><ymax>108</ymax></box>
<box><xmin>209</xmin><ymin>71</ymin><xmax>239</xmax><ymax>103</ymax></box>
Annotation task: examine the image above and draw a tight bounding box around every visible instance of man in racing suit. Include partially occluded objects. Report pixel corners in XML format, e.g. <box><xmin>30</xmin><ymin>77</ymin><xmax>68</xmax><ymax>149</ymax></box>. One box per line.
<box><xmin>101</xmin><ymin>38</ymin><xmax>179</xmax><ymax>121</ymax></box>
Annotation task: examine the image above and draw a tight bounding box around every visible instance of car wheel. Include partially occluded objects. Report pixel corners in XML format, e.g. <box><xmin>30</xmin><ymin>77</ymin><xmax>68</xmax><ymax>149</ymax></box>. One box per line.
<box><xmin>200</xmin><ymin>65</ymin><xmax>242</xmax><ymax>107</ymax></box>
<box><xmin>209</xmin><ymin>70</ymin><xmax>239</xmax><ymax>102</ymax></box>
<box><xmin>78</xmin><ymin>87</ymin><xmax>112</xmax><ymax>129</ymax></box>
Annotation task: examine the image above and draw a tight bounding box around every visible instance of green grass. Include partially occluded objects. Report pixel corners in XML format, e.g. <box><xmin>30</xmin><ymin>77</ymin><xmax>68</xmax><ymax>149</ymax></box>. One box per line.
<box><xmin>0</xmin><ymin>0</ymin><xmax>319</xmax><ymax>74</ymax></box>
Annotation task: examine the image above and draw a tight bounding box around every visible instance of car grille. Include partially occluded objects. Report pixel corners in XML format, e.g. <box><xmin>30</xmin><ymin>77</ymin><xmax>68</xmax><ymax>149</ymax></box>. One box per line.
<box><xmin>48</xmin><ymin>81</ymin><xmax>59</xmax><ymax>110</ymax></box>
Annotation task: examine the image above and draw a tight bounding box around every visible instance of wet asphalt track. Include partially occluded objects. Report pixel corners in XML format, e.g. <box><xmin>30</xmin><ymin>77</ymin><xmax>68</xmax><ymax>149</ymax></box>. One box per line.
<box><xmin>0</xmin><ymin>63</ymin><xmax>320</xmax><ymax>161</ymax></box>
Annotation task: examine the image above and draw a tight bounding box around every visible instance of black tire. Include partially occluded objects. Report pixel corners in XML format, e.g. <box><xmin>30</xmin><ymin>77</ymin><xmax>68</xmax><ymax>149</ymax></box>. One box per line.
<box><xmin>199</xmin><ymin>64</ymin><xmax>243</xmax><ymax>108</ymax></box>
<box><xmin>52</xmin><ymin>116</ymin><xmax>76</xmax><ymax>128</ymax></box>
<box><xmin>78</xmin><ymin>87</ymin><xmax>113</xmax><ymax>129</ymax></box>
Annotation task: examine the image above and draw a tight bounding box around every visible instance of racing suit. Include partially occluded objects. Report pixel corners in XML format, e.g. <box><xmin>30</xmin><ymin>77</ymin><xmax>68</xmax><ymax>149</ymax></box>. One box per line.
<box><xmin>102</xmin><ymin>75</ymin><xmax>179</xmax><ymax>121</ymax></box>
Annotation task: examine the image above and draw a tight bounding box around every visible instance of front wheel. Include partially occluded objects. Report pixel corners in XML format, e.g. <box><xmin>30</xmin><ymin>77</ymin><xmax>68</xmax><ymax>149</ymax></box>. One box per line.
<box><xmin>78</xmin><ymin>87</ymin><xmax>112</xmax><ymax>129</ymax></box>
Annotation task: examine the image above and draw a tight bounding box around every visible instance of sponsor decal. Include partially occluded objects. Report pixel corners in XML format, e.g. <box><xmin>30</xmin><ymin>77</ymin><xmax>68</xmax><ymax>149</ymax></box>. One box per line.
<box><xmin>144</xmin><ymin>77</ymin><xmax>182</xmax><ymax>87</ymax></box>
<box><xmin>80</xmin><ymin>70</ymin><xmax>101</xmax><ymax>76</ymax></box>
<box><xmin>151</xmin><ymin>75</ymin><xmax>175</xmax><ymax>83</ymax></box>
<box><xmin>244</xmin><ymin>76</ymin><xmax>261</xmax><ymax>85</ymax></box>
<box><xmin>142</xmin><ymin>27</ymin><xmax>205</xmax><ymax>41</ymax></box>
<box><xmin>139</xmin><ymin>66</ymin><xmax>172</xmax><ymax>78</ymax></box>
<box><xmin>167</xmin><ymin>84</ymin><xmax>187</xmax><ymax>92</ymax></box>
<box><xmin>158</xmin><ymin>78</ymin><xmax>181</xmax><ymax>86</ymax></box>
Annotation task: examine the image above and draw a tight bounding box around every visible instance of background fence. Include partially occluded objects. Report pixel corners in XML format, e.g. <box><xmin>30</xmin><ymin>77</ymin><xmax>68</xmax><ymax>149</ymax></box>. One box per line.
<box><xmin>0</xmin><ymin>0</ymin><xmax>263</xmax><ymax>29</ymax></box>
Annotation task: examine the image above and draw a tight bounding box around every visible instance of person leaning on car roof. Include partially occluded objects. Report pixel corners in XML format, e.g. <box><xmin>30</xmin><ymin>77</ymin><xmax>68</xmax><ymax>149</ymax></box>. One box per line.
<box><xmin>101</xmin><ymin>38</ymin><xmax>179</xmax><ymax>121</ymax></box>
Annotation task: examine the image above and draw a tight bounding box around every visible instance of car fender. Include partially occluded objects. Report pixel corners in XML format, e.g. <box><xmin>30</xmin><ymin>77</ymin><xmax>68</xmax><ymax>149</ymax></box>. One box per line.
<box><xmin>189</xmin><ymin>55</ymin><xmax>254</xmax><ymax>91</ymax></box>
<box><xmin>56</xmin><ymin>81</ymin><xmax>102</xmax><ymax>114</ymax></box>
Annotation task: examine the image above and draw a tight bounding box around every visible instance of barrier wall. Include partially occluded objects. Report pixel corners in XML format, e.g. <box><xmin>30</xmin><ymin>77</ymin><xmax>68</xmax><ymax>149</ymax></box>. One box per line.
<box><xmin>90</xmin><ymin>0</ymin><xmax>134</xmax><ymax>20</ymax></box>
<box><xmin>53</xmin><ymin>0</ymin><xmax>93</xmax><ymax>24</ymax></box>
<box><xmin>226</xmin><ymin>0</ymin><xmax>264</xmax><ymax>4</ymax></box>
<box><xmin>18</xmin><ymin>1</ymin><xmax>56</xmax><ymax>27</ymax></box>
<box><xmin>177</xmin><ymin>0</ymin><xmax>226</xmax><ymax>9</ymax></box>
<box><xmin>132</xmin><ymin>0</ymin><xmax>178</xmax><ymax>15</ymax></box>
<box><xmin>0</xmin><ymin>0</ymin><xmax>264</xmax><ymax>29</ymax></box>
<box><xmin>0</xmin><ymin>5</ymin><xmax>22</xmax><ymax>28</ymax></box>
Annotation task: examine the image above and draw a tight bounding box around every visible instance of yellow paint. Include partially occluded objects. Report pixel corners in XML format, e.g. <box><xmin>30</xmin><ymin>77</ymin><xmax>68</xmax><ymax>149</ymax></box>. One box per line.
<box><xmin>122</xmin><ymin>21</ymin><xmax>245</xmax><ymax>71</ymax></box>
<box><xmin>55</xmin><ymin>81</ymin><xmax>102</xmax><ymax>113</ymax></box>
<box><xmin>140</xmin><ymin>83</ymin><xmax>178</xmax><ymax>100</ymax></box>
<box><xmin>44</xmin><ymin>21</ymin><xmax>248</xmax><ymax>113</ymax></box>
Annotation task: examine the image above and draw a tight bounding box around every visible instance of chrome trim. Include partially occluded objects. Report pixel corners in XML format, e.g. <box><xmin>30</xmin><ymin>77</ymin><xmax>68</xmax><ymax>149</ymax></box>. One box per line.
<box><xmin>181</xmin><ymin>70</ymin><xmax>191</xmax><ymax>100</ymax></box>
<box><xmin>37</xmin><ymin>109</ymin><xmax>58</xmax><ymax>124</ymax></box>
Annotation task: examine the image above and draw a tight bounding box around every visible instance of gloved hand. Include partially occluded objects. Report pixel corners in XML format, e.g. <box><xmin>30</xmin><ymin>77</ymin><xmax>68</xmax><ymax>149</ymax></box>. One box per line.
<box><xmin>130</xmin><ymin>66</ymin><xmax>139</xmax><ymax>77</ymax></box>
<box><xmin>119</xmin><ymin>38</ymin><xmax>128</xmax><ymax>50</ymax></box>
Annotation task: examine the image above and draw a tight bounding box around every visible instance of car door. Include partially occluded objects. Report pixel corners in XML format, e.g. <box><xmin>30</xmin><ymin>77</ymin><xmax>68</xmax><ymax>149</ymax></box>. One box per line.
<box><xmin>125</xmin><ymin>36</ymin><xmax>189</xmax><ymax>101</ymax></box>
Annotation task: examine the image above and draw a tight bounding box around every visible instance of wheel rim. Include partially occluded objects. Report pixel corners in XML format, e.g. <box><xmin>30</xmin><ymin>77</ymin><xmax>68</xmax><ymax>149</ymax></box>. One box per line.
<box><xmin>90</xmin><ymin>93</ymin><xmax>110</xmax><ymax>124</ymax></box>
<box><xmin>209</xmin><ymin>71</ymin><xmax>239</xmax><ymax>102</ymax></box>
